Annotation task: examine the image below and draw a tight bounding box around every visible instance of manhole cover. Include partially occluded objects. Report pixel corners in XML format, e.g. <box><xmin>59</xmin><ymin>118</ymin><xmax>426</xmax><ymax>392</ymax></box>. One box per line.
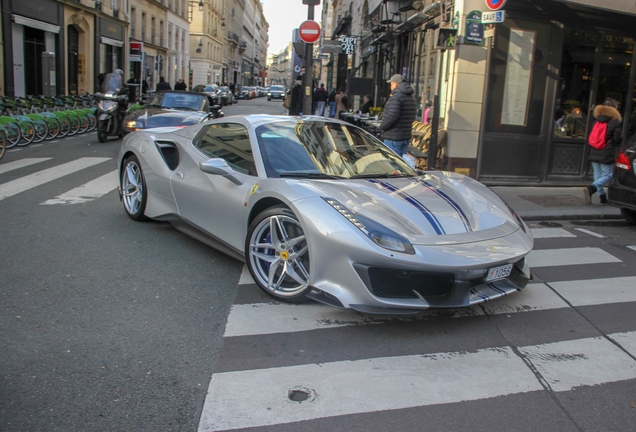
<box><xmin>288</xmin><ymin>386</ymin><xmax>316</xmax><ymax>402</ymax></box>
<box><xmin>519</xmin><ymin>195</ymin><xmax>585</xmax><ymax>207</ymax></box>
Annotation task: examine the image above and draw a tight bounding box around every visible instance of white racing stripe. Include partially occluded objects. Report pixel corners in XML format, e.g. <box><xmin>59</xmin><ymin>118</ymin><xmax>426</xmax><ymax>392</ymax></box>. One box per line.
<box><xmin>549</xmin><ymin>276</ymin><xmax>636</xmax><ymax>306</ymax></box>
<box><xmin>224</xmin><ymin>283</ymin><xmax>571</xmax><ymax>337</ymax></box>
<box><xmin>0</xmin><ymin>158</ymin><xmax>111</xmax><ymax>200</ymax></box>
<box><xmin>198</xmin><ymin>333</ymin><xmax>636</xmax><ymax>431</ymax></box>
<box><xmin>527</xmin><ymin>247</ymin><xmax>620</xmax><ymax>268</ymax></box>
<box><xmin>40</xmin><ymin>170</ymin><xmax>118</xmax><ymax>205</ymax></box>
<box><xmin>0</xmin><ymin>158</ymin><xmax>51</xmax><ymax>175</ymax></box>
<box><xmin>530</xmin><ymin>228</ymin><xmax>576</xmax><ymax>238</ymax></box>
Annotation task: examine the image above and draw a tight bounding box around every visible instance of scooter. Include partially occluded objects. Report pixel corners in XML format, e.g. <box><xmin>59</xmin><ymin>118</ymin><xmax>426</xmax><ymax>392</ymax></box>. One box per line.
<box><xmin>95</xmin><ymin>92</ymin><xmax>128</xmax><ymax>142</ymax></box>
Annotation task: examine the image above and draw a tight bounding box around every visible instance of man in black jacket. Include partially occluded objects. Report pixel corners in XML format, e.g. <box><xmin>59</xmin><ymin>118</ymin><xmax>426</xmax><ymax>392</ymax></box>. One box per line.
<box><xmin>380</xmin><ymin>74</ymin><xmax>417</xmax><ymax>157</ymax></box>
<box><xmin>156</xmin><ymin>76</ymin><xmax>171</xmax><ymax>91</ymax></box>
<box><xmin>584</xmin><ymin>99</ymin><xmax>623</xmax><ymax>205</ymax></box>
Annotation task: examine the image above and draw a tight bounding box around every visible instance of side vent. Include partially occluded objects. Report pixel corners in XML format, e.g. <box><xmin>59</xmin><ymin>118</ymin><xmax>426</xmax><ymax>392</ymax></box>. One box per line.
<box><xmin>155</xmin><ymin>141</ymin><xmax>179</xmax><ymax>170</ymax></box>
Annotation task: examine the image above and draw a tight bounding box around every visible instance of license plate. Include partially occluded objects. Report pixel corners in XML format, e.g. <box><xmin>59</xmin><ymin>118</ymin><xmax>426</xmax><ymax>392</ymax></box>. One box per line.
<box><xmin>486</xmin><ymin>264</ymin><xmax>513</xmax><ymax>282</ymax></box>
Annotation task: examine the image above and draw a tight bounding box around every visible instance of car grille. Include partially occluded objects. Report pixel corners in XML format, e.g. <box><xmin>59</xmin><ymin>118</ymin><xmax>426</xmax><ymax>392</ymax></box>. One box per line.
<box><xmin>367</xmin><ymin>267</ymin><xmax>455</xmax><ymax>299</ymax></box>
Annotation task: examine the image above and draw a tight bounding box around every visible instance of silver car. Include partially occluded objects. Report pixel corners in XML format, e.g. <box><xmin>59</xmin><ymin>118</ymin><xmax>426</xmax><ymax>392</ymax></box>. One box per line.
<box><xmin>118</xmin><ymin>115</ymin><xmax>533</xmax><ymax>314</ymax></box>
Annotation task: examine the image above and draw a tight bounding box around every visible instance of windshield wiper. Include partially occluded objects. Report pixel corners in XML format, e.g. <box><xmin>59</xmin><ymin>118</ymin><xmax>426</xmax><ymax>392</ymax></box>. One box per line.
<box><xmin>169</xmin><ymin>106</ymin><xmax>197</xmax><ymax>111</ymax></box>
<box><xmin>146</xmin><ymin>104</ymin><xmax>163</xmax><ymax>108</ymax></box>
<box><xmin>349</xmin><ymin>172</ymin><xmax>414</xmax><ymax>179</ymax></box>
<box><xmin>278</xmin><ymin>172</ymin><xmax>344</xmax><ymax>179</ymax></box>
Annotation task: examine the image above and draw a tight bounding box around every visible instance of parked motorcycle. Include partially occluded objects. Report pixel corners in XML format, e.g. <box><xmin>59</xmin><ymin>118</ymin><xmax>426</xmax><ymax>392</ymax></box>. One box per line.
<box><xmin>95</xmin><ymin>70</ymin><xmax>129</xmax><ymax>143</ymax></box>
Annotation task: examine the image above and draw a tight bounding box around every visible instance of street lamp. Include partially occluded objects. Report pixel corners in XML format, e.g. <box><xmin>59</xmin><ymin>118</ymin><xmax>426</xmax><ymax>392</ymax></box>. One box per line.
<box><xmin>188</xmin><ymin>1</ymin><xmax>205</xmax><ymax>21</ymax></box>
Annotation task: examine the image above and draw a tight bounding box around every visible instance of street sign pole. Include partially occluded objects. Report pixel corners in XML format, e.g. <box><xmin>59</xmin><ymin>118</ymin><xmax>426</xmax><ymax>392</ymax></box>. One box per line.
<box><xmin>303</xmin><ymin>5</ymin><xmax>315</xmax><ymax>115</ymax></box>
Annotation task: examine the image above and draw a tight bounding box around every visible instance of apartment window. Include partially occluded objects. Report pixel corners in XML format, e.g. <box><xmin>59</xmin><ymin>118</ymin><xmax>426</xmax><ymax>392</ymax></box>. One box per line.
<box><xmin>160</xmin><ymin>20</ymin><xmax>164</xmax><ymax>47</ymax></box>
<box><xmin>169</xmin><ymin>0</ymin><xmax>172</xmax><ymax>10</ymax></box>
<box><xmin>142</xmin><ymin>12</ymin><xmax>146</xmax><ymax>41</ymax></box>
<box><xmin>131</xmin><ymin>8</ymin><xmax>136</xmax><ymax>39</ymax></box>
<box><xmin>168</xmin><ymin>24</ymin><xmax>173</xmax><ymax>50</ymax></box>
<box><xmin>111</xmin><ymin>0</ymin><xmax>118</xmax><ymax>11</ymax></box>
<box><xmin>151</xmin><ymin>16</ymin><xmax>156</xmax><ymax>44</ymax></box>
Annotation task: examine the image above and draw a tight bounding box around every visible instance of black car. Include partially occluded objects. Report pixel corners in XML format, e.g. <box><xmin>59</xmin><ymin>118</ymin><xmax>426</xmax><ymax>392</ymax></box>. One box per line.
<box><xmin>217</xmin><ymin>86</ymin><xmax>234</xmax><ymax>105</ymax></box>
<box><xmin>237</xmin><ymin>87</ymin><xmax>251</xmax><ymax>100</ymax></box>
<box><xmin>191</xmin><ymin>84</ymin><xmax>219</xmax><ymax>105</ymax></box>
<box><xmin>608</xmin><ymin>138</ymin><xmax>636</xmax><ymax>224</ymax></box>
<box><xmin>267</xmin><ymin>85</ymin><xmax>286</xmax><ymax>101</ymax></box>
<box><xmin>123</xmin><ymin>90</ymin><xmax>222</xmax><ymax>134</ymax></box>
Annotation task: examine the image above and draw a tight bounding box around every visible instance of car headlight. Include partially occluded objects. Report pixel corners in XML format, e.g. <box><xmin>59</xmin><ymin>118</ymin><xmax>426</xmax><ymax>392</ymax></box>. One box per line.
<box><xmin>267</xmin><ymin>92</ymin><xmax>271</xmax><ymax>96</ymax></box>
<box><xmin>323</xmin><ymin>197</ymin><xmax>415</xmax><ymax>254</ymax></box>
<box><xmin>126</xmin><ymin>120</ymin><xmax>143</xmax><ymax>129</ymax></box>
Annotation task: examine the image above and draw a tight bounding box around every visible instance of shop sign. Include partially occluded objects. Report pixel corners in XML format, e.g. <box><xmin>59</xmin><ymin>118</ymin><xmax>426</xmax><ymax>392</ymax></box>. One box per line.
<box><xmin>322</xmin><ymin>39</ymin><xmax>343</xmax><ymax>54</ymax></box>
<box><xmin>465</xmin><ymin>10</ymin><xmax>484</xmax><ymax>45</ymax></box>
<box><xmin>482</xmin><ymin>11</ymin><xmax>505</xmax><ymax>23</ymax></box>
<box><xmin>339</xmin><ymin>35</ymin><xmax>357</xmax><ymax>55</ymax></box>
<box><xmin>130</xmin><ymin>42</ymin><xmax>143</xmax><ymax>62</ymax></box>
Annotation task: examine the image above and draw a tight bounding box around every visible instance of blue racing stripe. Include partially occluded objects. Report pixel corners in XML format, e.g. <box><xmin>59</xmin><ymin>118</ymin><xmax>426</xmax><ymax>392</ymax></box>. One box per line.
<box><xmin>369</xmin><ymin>179</ymin><xmax>445</xmax><ymax>235</ymax></box>
<box><xmin>419</xmin><ymin>179</ymin><xmax>471</xmax><ymax>232</ymax></box>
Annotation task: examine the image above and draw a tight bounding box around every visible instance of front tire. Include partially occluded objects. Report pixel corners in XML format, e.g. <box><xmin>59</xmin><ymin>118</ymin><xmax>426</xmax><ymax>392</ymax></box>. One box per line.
<box><xmin>97</xmin><ymin>120</ymin><xmax>108</xmax><ymax>143</ymax></box>
<box><xmin>121</xmin><ymin>155</ymin><xmax>148</xmax><ymax>221</ymax></box>
<box><xmin>246</xmin><ymin>206</ymin><xmax>311</xmax><ymax>302</ymax></box>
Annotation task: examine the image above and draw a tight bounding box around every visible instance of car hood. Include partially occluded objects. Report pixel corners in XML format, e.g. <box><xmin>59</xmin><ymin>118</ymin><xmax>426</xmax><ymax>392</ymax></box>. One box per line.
<box><xmin>300</xmin><ymin>174</ymin><xmax>523</xmax><ymax>245</ymax></box>
<box><xmin>126</xmin><ymin>108</ymin><xmax>208</xmax><ymax>128</ymax></box>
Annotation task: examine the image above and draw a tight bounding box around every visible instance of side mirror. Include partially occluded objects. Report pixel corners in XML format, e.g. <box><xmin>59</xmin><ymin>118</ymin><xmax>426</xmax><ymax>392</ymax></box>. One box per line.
<box><xmin>199</xmin><ymin>158</ymin><xmax>244</xmax><ymax>185</ymax></box>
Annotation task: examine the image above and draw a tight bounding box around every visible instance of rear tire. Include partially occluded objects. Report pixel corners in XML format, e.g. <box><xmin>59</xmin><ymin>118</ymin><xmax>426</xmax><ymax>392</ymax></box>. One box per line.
<box><xmin>0</xmin><ymin>130</ymin><xmax>6</xmax><ymax>161</ymax></box>
<box><xmin>32</xmin><ymin>119</ymin><xmax>49</xmax><ymax>143</ymax></box>
<box><xmin>121</xmin><ymin>155</ymin><xmax>148</xmax><ymax>221</ymax></box>
<box><xmin>45</xmin><ymin>117</ymin><xmax>61</xmax><ymax>140</ymax></box>
<box><xmin>3</xmin><ymin>122</ymin><xmax>21</xmax><ymax>148</ymax></box>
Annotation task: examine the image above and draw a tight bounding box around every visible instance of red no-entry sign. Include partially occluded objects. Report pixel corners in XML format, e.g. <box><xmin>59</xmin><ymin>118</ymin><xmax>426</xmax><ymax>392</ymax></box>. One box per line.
<box><xmin>298</xmin><ymin>20</ymin><xmax>321</xmax><ymax>44</ymax></box>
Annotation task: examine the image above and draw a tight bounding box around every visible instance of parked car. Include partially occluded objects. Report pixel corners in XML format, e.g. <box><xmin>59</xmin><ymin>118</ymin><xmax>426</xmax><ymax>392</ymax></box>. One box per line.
<box><xmin>191</xmin><ymin>84</ymin><xmax>219</xmax><ymax>105</ymax></box>
<box><xmin>217</xmin><ymin>86</ymin><xmax>234</xmax><ymax>106</ymax></box>
<box><xmin>118</xmin><ymin>115</ymin><xmax>533</xmax><ymax>313</ymax></box>
<box><xmin>267</xmin><ymin>85</ymin><xmax>286</xmax><ymax>101</ymax></box>
<box><xmin>608</xmin><ymin>138</ymin><xmax>636</xmax><ymax>224</ymax></box>
<box><xmin>123</xmin><ymin>90</ymin><xmax>223</xmax><ymax>134</ymax></box>
<box><xmin>237</xmin><ymin>87</ymin><xmax>252</xmax><ymax>100</ymax></box>
<box><xmin>247</xmin><ymin>86</ymin><xmax>258</xmax><ymax>98</ymax></box>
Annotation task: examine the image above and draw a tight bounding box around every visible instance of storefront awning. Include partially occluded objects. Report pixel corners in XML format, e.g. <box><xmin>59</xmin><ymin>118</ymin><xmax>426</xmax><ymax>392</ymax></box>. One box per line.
<box><xmin>12</xmin><ymin>15</ymin><xmax>60</xmax><ymax>34</ymax></box>
<box><xmin>100</xmin><ymin>36</ymin><xmax>124</xmax><ymax>47</ymax></box>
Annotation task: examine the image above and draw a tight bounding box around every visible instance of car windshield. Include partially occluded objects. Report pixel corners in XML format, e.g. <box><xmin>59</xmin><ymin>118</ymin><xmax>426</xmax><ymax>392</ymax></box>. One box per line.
<box><xmin>219</xmin><ymin>86</ymin><xmax>229</xmax><ymax>93</ymax></box>
<box><xmin>148</xmin><ymin>92</ymin><xmax>208</xmax><ymax>111</ymax></box>
<box><xmin>256</xmin><ymin>120</ymin><xmax>416</xmax><ymax>179</ymax></box>
<box><xmin>270</xmin><ymin>86</ymin><xmax>284</xmax><ymax>92</ymax></box>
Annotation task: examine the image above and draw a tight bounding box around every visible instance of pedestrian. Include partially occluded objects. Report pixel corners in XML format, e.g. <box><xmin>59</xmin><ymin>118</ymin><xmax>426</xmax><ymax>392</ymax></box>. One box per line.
<box><xmin>335</xmin><ymin>88</ymin><xmax>348</xmax><ymax>119</ymax></box>
<box><xmin>156</xmin><ymin>76</ymin><xmax>171</xmax><ymax>91</ymax></box>
<box><xmin>328</xmin><ymin>88</ymin><xmax>337</xmax><ymax>118</ymax></box>
<box><xmin>584</xmin><ymin>98</ymin><xmax>623</xmax><ymax>205</ymax></box>
<box><xmin>96</xmin><ymin>73</ymin><xmax>106</xmax><ymax>93</ymax></box>
<box><xmin>141</xmin><ymin>78</ymin><xmax>149</xmax><ymax>95</ymax></box>
<box><xmin>315</xmin><ymin>83</ymin><xmax>328</xmax><ymax>116</ymax></box>
<box><xmin>424</xmin><ymin>101</ymin><xmax>432</xmax><ymax>124</ymax></box>
<box><xmin>174</xmin><ymin>79</ymin><xmax>187</xmax><ymax>90</ymax></box>
<box><xmin>289</xmin><ymin>76</ymin><xmax>303</xmax><ymax>116</ymax></box>
<box><xmin>379</xmin><ymin>74</ymin><xmax>417</xmax><ymax>157</ymax></box>
<box><xmin>360</xmin><ymin>94</ymin><xmax>373</xmax><ymax>115</ymax></box>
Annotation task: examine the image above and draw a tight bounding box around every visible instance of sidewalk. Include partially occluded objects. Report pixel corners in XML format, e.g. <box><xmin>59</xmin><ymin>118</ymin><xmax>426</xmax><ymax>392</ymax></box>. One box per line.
<box><xmin>491</xmin><ymin>186</ymin><xmax>623</xmax><ymax>221</ymax></box>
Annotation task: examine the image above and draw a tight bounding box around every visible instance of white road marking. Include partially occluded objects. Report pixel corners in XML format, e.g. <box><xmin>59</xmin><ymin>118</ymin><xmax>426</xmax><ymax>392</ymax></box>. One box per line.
<box><xmin>628</xmin><ymin>246</ymin><xmax>636</xmax><ymax>252</ymax></box>
<box><xmin>40</xmin><ymin>170</ymin><xmax>118</xmax><ymax>205</ymax></box>
<box><xmin>548</xmin><ymin>276</ymin><xmax>636</xmax><ymax>306</ymax></box>
<box><xmin>530</xmin><ymin>228</ymin><xmax>576</xmax><ymax>239</ymax></box>
<box><xmin>608</xmin><ymin>331</ymin><xmax>636</xmax><ymax>357</ymax></box>
<box><xmin>0</xmin><ymin>158</ymin><xmax>111</xmax><ymax>200</ymax></box>
<box><xmin>519</xmin><ymin>334</ymin><xmax>636</xmax><ymax>391</ymax></box>
<box><xmin>198</xmin><ymin>334</ymin><xmax>636</xmax><ymax>431</ymax></box>
<box><xmin>198</xmin><ymin>347</ymin><xmax>542</xmax><ymax>431</ymax></box>
<box><xmin>0</xmin><ymin>158</ymin><xmax>51</xmax><ymax>175</ymax></box>
<box><xmin>223</xmin><ymin>283</ymin><xmax>575</xmax><ymax>338</ymax></box>
<box><xmin>574</xmin><ymin>228</ymin><xmax>606</xmax><ymax>238</ymax></box>
<box><xmin>527</xmin><ymin>247</ymin><xmax>620</xmax><ymax>268</ymax></box>
<box><xmin>238</xmin><ymin>265</ymin><xmax>254</xmax><ymax>285</ymax></box>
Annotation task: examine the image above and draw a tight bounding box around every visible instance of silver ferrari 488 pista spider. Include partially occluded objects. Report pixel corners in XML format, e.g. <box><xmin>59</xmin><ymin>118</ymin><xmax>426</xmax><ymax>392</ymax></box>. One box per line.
<box><xmin>118</xmin><ymin>115</ymin><xmax>533</xmax><ymax>314</ymax></box>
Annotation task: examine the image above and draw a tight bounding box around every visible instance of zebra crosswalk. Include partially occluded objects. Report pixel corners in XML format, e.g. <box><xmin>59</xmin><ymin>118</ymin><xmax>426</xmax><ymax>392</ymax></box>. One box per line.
<box><xmin>198</xmin><ymin>227</ymin><xmax>636</xmax><ymax>431</ymax></box>
<box><xmin>0</xmin><ymin>157</ymin><xmax>117</xmax><ymax>204</ymax></box>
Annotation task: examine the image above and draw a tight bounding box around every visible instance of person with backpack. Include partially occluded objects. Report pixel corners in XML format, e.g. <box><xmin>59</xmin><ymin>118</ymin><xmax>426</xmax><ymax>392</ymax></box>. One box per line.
<box><xmin>584</xmin><ymin>98</ymin><xmax>623</xmax><ymax>205</ymax></box>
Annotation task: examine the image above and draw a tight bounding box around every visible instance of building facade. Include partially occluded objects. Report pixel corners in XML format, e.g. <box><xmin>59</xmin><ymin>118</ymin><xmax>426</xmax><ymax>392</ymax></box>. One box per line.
<box><xmin>320</xmin><ymin>0</ymin><xmax>636</xmax><ymax>185</ymax></box>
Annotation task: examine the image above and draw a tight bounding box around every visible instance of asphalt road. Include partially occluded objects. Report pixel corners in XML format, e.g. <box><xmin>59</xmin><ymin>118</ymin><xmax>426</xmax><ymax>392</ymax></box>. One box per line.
<box><xmin>2</xmin><ymin>98</ymin><xmax>636</xmax><ymax>432</ymax></box>
<box><xmin>0</xmin><ymin>97</ymin><xmax>283</xmax><ymax>431</ymax></box>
